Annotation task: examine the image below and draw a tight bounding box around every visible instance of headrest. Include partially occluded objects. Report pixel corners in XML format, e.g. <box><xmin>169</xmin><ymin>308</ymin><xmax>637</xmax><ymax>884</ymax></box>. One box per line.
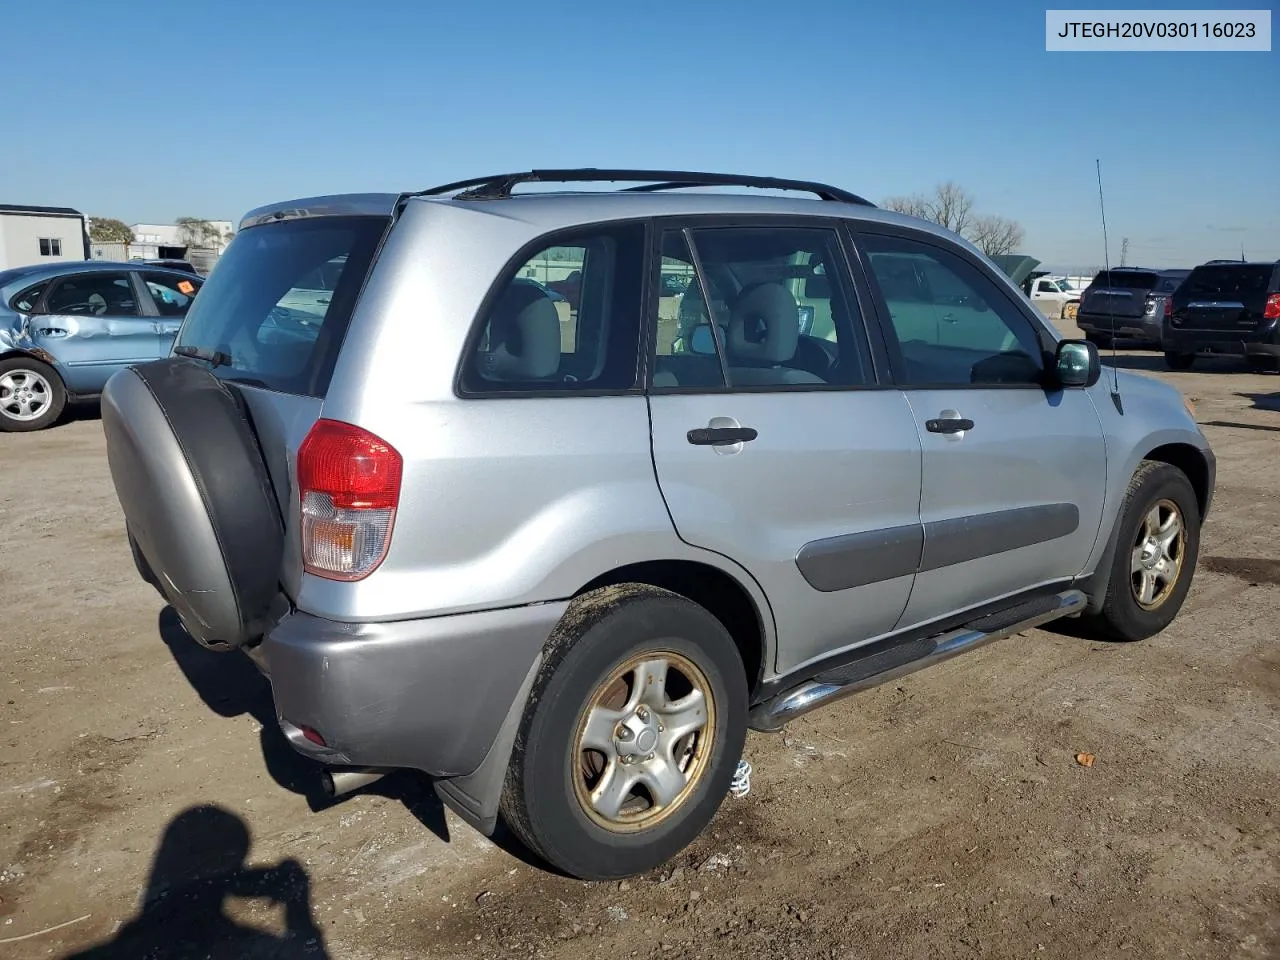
<box><xmin>480</xmin><ymin>282</ymin><xmax>561</xmax><ymax>381</ymax></box>
<box><xmin>727</xmin><ymin>282</ymin><xmax>799</xmax><ymax>365</ymax></box>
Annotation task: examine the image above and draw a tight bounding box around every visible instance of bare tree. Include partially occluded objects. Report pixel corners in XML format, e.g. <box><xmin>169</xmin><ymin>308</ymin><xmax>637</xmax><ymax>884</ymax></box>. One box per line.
<box><xmin>882</xmin><ymin>194</ymin><xmax>930</xmax><ymax>219</ymax></box>
<box><xmin>882</xmin><ymin>182</ymin><xmax>1025</xmax><ymax>257</ymax></box>
<box><xmin>923</xmin><ymin>181</ymin><xmax>976</xmax><ymax>236</ymax></box>
<box><xmin>968</xmin><ymin>215</ymin><xmax>1025</xmax><ymax>257</ymax></box>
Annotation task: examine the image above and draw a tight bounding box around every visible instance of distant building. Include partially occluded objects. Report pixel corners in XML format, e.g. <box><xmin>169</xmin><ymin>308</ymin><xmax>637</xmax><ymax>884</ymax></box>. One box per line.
<box><xmin>0</xmin><ymin>204</ymin><xmax>90</xmax><ymax>270</ymax></box>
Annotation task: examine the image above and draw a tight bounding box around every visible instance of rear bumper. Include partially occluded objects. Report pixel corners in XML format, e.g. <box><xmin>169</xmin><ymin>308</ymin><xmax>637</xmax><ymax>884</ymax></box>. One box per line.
<box><xmin>1077</xmin><ymin>312</ymin><xmax>1161</xmax><ymax>341</ymax></box>
<box><xmin>1162</xmin><ymin>319</ymin><xmax>1280</xmax><ymax>357</ymax></box>
<box><xmin>255</xmin><ymin>601</ymin><xmax>567</xmax><ymax>777</ymax></box>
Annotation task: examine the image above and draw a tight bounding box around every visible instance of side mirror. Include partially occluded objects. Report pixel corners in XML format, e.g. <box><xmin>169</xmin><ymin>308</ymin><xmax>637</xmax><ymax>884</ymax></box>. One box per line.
<box><xmin>1054</xmin><ymin>339</ymin><xmax>1101</xmax><ymax>388</ymax></box>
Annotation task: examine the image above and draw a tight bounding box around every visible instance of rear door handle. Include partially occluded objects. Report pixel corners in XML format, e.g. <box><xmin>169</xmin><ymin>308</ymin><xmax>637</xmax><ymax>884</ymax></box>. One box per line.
<box><xmin>687</xmin><ymin>427</ymin><xmax>758</xmax><ymax>446</ymax></box>
<box><xmin>925</xmin><ymin>417</ymin><xmax>974</xmax><ymax>434</ymax></box>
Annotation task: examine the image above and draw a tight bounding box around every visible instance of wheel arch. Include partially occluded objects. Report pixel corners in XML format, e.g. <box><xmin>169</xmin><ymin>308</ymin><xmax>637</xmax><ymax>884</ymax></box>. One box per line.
<box><xmin>1143</xmin><ymin>442</ymin><xmax>1212</xmax><ymax>519</ymax></box>
<box><xmin>575</xmin><ymin>559</ymin><xmax>769</xmax><ymax>699</ymax></box>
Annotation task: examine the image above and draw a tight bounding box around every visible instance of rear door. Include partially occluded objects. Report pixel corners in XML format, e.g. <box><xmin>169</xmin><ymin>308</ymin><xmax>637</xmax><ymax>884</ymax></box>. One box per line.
<box><xmin>34</xmin><ymin>270</ymin><xmax>157</xmax><ymax>394</ymax></box>
<box><xmin>1171</xmin><ymin>263</ymin><xmax>1277</xmax><ymax>333</ymax></box>
<box><xmin>854</xmin><ymin>226</ymin><xmax>1107</xmax><ymax>630</ymax></box>
<box><xmin>139</xmin><ymin>271</ymin><xmax>203</xmax><ymax>353</ymax></box>
<box><xmin>1079</xmin><ymin>269</ymin><xmax>1159</xmax><ymax>321</ymax></box>
<box><xmin>646</xmin><ymin>218</ymin><xmax>923</xmax><ymax>675</ymax></box>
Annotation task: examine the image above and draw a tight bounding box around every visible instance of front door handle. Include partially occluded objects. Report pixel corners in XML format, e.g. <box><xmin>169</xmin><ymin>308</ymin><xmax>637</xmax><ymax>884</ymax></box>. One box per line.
<box><xmin>687</xmin><ymin>426</ymin><xmax>758</xmax><ymax>446</ymax></box>
<box><xmin>925</xmin><ymin>417</ymin><xmax>974</xmax><ymax>434</ymax></box>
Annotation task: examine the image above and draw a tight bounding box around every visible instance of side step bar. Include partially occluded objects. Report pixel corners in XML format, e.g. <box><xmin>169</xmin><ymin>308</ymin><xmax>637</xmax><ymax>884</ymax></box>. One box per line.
<box><xmin>750</xmin><ymin>589</ymin><xmax>1086</xmax><ymax>732</ymax></box>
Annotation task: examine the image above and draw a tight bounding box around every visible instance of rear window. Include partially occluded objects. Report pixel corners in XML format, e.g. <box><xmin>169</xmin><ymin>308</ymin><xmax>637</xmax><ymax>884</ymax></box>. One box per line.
<box><xmin>1180</xmin><ymin>264</ymin><xmax>1275</xmax><ymax>300</ymax></box>
<box><xmin>1089</xmin><ymin>270</ymin><xmax>1160</xmax><ymax>289</ymax></box>
<box><xmin>173</xmin><ymin>216</ymin><xmax>387</xmax><ymax>397</ymax></box>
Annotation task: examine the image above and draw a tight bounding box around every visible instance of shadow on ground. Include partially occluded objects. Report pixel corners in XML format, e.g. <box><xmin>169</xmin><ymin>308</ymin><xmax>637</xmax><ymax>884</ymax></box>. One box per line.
<box><xmin>62</xmin><ymin>805</ymin><xmax>329</xmax><ymax>959</ymax></box>
<box><xmin>156</xmin><ymin>606</ymin><xmax>551</xmax><ymax>870</ymax></box>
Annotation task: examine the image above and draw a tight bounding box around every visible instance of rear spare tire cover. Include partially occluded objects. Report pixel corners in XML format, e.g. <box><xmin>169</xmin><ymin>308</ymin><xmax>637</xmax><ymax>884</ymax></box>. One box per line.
<box><xmin>101</xmin><ymin>357</ymin><xmax>284</xmax><ymax>649</ymax></box>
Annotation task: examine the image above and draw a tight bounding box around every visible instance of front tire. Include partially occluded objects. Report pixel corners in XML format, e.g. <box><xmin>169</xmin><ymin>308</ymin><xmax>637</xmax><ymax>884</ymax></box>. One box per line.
<box><xmin>0</xmin><ymin>357</ymin><xmax>66</xmax><ymax>432</ymax></box>
<box><xmin>500</xmin><ymin>584</ymin><xmax>747</xmax><ymax>881</ymax></box>
<box><xmin>1164</xmin><ymin>350</ymin><xmax>1196</xmax><ymax>370</ymax></box>
<box><xmin>1084</xmin><ymin>461</ymin><xmax>1201</xmax><ymax>642</ymax></box>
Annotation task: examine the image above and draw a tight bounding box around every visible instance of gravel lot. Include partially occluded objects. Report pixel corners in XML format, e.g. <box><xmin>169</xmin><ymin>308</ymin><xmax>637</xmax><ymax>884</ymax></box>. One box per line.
<box><xmin>1</xmin><ymin>346</ymin><xmax>1277</xmax><ymax>960</ymax></box>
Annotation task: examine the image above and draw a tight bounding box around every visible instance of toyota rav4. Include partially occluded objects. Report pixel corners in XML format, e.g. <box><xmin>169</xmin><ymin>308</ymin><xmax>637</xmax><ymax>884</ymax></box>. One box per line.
<box><xmin>101</xmin><ymin>169</ymin><xmax>1215</xmax><ymax>881</ymax></box>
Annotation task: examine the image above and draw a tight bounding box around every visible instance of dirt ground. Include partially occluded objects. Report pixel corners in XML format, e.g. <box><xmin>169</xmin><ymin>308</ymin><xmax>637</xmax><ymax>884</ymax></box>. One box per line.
<box><xmin>2</xmin><ymin>344</ymin><xmax>1278</xmax><ymax>960</ymax></box>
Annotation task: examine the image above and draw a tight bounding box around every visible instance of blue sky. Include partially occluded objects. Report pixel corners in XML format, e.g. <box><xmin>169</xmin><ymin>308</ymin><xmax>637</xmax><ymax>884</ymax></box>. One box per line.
<box><xmin>3</xmin><ymin>0</ymin><xmax>1275</xmax><ymax>270</ymax></box>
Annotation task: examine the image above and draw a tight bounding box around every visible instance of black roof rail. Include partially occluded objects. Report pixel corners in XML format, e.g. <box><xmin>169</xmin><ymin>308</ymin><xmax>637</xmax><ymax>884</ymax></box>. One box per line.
<box><xmin>406</xmin><ymin>168</ymin><xmax>874</xmax><ymax>206</ymax></box>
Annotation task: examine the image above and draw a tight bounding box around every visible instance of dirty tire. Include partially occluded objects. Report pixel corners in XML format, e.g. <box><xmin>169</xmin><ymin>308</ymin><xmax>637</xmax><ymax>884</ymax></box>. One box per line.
<box><xmin>1164</xmin><ymin>351</ymin><xmax>1196</xmax><ymax>371</ymax></box>
<box><xmin>0</xmin><ymin>357</ymin><xmax>66</xmax><ymax>432</ymax></box>
<box><xmin>1084</xmin><ymin>461</ymin><xmax>1201</xmax><ymax>642</ymax></box>
<box><xmin>500</xmin><ymin>584</ymin><xmax>748</xmax><ymax>881</ymax></box>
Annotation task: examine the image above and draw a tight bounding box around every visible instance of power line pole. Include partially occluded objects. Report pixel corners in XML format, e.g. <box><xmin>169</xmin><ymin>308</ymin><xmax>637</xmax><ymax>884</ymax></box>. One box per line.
<box><xmin>1119</xmin><ymin>237</ymin><xmax>1129</xmax><ymax>267</ymax></box>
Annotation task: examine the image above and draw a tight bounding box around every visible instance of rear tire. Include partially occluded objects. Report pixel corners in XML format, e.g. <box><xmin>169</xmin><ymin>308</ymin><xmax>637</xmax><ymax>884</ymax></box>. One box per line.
<box><xmin>500</xmin><ymin>584</ymin><xmax>747</xmax><ymax>881</ymax></box>
<box><xmin>1164</xmin><ymin>351</ymin><xmax>1196</xmax><ymax>370</ymax></box>
<box><xmin>0</xmin><ymin>357</ymin><xmax>66</xmax><ymax>432</ymax></box>
<box><xmin>1082</xmin><ymin>461</ymin><xmax>1201</xmax><ymax>642</ymax></box>
<box><xmin>1246</xmin><ymin>355</ymin><xmax>1277</xmax><ymax>373</ymax></box>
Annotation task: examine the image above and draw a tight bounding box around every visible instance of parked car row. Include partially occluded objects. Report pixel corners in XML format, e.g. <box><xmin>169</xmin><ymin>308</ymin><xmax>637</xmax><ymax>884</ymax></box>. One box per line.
<box><xmin>1073</xmin><ymin>259</ymin><xmax>1280</xmax><ymax>371</ymax></box>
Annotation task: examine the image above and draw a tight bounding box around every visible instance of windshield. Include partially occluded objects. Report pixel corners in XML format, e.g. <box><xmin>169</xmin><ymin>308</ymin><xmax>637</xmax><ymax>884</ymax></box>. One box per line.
<box><xmin>1181</xmin><ymin>264</ymin><xmax>1275</xmax><ymax>300</ymax></box>
<box><xmin>173</xmin><ymin>215</ymin><xmax>388</xmax><ymax>397</ymax></box>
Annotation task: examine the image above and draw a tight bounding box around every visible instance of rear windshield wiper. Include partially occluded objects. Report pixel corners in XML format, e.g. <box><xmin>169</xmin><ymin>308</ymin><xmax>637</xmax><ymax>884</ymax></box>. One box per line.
<box><xmin>173</xmin><ymin>345</ymin><xmax>233</xmax><ymax>368</ymax></box>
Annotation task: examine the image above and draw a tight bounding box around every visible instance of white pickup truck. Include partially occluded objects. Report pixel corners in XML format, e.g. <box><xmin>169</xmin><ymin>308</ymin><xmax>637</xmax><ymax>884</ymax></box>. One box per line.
<box><xmin>1024</xmin><ymin>274</ymin><xmax>1085</xmax><ymax>320</ymax></box>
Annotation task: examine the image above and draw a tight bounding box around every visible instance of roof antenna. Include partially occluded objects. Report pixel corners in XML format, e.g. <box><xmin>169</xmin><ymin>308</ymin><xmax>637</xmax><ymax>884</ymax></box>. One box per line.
<box><xmin>1095</xmin><ymin>159</ymin><xmax>1123</xmax><ymax>414</ymax></box>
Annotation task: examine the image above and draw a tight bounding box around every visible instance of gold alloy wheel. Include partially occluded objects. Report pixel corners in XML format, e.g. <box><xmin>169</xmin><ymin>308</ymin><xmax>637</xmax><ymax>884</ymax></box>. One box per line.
<box><xmin>571</xmin><ymin>651</ymin><xmax>716</xmax><ymax>833</ymax></box>
<box><xmin>1130</xmin><ymin>498</ymin><xmax>1185</xmax><ymax>610</ymax></box>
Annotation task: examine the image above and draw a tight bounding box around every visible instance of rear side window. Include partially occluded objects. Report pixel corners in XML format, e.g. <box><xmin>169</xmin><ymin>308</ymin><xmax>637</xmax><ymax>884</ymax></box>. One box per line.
<box><xmin>1154</xmin><ymin>274</ymin><xmax>1188</xmax><ymax>294</ymax></box>
<box><xmin>459</xmin><ymin>223</ymin><xmax>645</xmax><ymax>395</ymax></box>
<box><xmin>1090</xmin><ymin>270</ymin><xmax>1159</xmax><ymax>289</ymax></box>
<box><xmin>173</xmin><ymin>216</ymin><xmax>387</xmax><ymax>397</ymax></box>
<box><xmin>142</xmin><ymin>272</ymin><xmax>202</xmax><ymax>318</ymax></box>
<box><xmin>1180</xmin><ymin>264</ymin><xmax>1276</xmax><ymax>301</ymax></box>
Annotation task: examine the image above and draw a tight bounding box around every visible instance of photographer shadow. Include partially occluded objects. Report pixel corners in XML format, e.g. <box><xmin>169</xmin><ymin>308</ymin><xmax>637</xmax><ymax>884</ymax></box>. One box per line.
<box><xmin>63</xmin><ymin>805</ymin><xmax>329</xmax><ymax>959</ymax></box>
<box><xmin>157</xmin><ymin>607</ymin><xmax>452</xmax><ymax>842</ymax></box>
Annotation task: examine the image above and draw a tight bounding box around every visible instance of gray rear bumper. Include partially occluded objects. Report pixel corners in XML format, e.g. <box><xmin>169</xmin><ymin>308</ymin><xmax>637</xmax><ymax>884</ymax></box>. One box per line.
<box><xmin>257</xmin><ymin>601</ymin><xmax>567</xmax><ymax>778</ymax></box>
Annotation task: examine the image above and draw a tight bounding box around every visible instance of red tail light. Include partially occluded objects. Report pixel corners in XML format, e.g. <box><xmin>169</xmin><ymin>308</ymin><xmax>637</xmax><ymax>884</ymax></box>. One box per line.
<box><xmin>1164</xmin><ymin>297</ymin><xmax>1173</xmax><ymax>318</ymax></box>
<box><xmin>297</xmin><ymin>419</ymin><xmax>403</xmax><ymax>581</ymax></box>
<box><xmin>1264</xmin><ymin>293</ymin><xmax>1280</xmax><ymax>321</ymax></box>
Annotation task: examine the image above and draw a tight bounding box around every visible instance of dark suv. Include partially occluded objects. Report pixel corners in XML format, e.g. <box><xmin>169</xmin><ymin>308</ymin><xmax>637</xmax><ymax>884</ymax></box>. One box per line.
<box><xmin>1163</xmin><ymin>260</ymin><xmax>1280</xmax><ymax>370</ymax></box>
<box><xmin>1076</xmin><ymin>267</ymin><xmax>1188</xmax><ymax>347</ymax></box>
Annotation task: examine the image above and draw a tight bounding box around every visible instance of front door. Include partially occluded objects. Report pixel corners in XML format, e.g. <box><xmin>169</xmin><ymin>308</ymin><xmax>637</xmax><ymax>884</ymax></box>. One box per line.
<box><xmin>646</xmin><ymin>220</ymin><xmax>923</xmax><ymax>675</ymax></box>
<box><xmin>855</xmin><ymin>228</ymin><xmax>1108</xmax><ymax>630</ymax></box>
<box><xmin>35</xmin><ymin>271</ymin><xmax>157</xmax><ymax>395</ymax></box>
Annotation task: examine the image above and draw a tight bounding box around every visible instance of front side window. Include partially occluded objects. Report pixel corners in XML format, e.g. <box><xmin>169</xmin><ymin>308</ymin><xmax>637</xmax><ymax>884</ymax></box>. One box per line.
<box><xmin>44</xmin><ymin>273</ymin><xmax>139</xmax><ymax>317</ymax></box>
<box><xmin>460</xmin><ymin>223</ymin><xmax>645</xmax><ymax>394</ymax></box>
<box><xmin>859</xmin><ymin>232</ymin><xmax>1044</xmax><ymax>386</ymax></box>
<box><xmin>38</xmin><ymin>238</ymin><xmax>62</xmax><ymax>257</ymax></box>
<box><xmin>652</xmin><ymin>224</ymin><xmax>872</xmax><ymax>390</ymax></box>
<box><xmin>143</xmin><ymin>273</ymin><xmax>202</xmax><ymax>318</ymax></box>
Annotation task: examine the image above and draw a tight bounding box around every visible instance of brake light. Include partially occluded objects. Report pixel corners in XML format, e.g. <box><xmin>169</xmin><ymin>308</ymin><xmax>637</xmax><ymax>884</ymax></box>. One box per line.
<box><xmin>1265</xmin><ymin>293</ymin><xmax>1280</xmax><ymax>321</ymax></box>
<box><xmin>1164</xmin><ymin>298</ymin><xmax>1172</xmax><ymax>318</ymax></box>
<box><xmin>297</xmin><ymin>419</ymin><xmax>403</xmax><ymax>581</ymax></box>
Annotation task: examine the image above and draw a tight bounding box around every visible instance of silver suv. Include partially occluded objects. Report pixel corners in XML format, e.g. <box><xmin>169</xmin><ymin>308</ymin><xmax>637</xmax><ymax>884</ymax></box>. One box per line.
<box><xmin>101</xmin><ymin>169</ymin><xmax>1216</xmax><ymax>881</ymax></box>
